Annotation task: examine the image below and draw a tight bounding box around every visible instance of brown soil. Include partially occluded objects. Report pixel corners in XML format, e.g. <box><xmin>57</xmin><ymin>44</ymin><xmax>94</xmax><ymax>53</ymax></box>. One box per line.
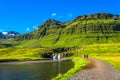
<box><xmin>83</xmin><ymin>59</ymin><xmax>96</xmax><ymax>70</ymax></box>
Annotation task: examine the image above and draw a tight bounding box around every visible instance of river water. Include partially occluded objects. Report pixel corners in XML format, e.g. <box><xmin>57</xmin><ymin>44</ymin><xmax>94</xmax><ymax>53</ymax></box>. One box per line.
<box><xmin>0</xmin><ymin>60</ymin><xmax>74</xmax><ymax>80</ymax></box>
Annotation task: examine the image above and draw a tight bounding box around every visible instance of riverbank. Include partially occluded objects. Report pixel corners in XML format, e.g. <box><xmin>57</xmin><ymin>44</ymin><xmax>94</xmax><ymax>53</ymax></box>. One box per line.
<box><xmin>0</xmin><ymin>57</ymin><xmax>45</xmax><ymax>62</ymax></box>
<box><xmin>52</xmin><ymin>57</ymin><xmax>88</xmax><ymax>80</ymax></box>
<box><xmin>0</xmin><ymin>58</ymin><xmax>71</xmax><ymax>64</ymax></box>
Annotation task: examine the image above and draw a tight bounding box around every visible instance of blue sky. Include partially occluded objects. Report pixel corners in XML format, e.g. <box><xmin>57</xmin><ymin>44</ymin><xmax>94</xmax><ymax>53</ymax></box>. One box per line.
<box><xmin>0</xmin><ymin>0</ymin><xmax>120</xmax><ymax>33</ymax></box>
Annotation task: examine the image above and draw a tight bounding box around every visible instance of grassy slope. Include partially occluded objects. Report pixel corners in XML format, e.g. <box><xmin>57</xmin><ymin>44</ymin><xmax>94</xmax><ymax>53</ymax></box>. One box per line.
<box><xmin>79</xmin><ymin>43</ymin><xmax>120</xmax><ymax>71</ymax></box>
<box><xmin>0</xmin><ymin>19</ymin><xmax>120</xmax><ymax>63</ymax></box>
<box><xmin>12</xmin><ymin>19</ymin><xmax>120</xmax><ymax>48</ymax></box>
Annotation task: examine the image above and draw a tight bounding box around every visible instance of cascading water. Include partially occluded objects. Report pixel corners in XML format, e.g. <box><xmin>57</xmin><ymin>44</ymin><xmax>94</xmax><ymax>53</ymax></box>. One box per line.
<box><xmin>52</xmin><ymin>53</ymin><xmax>61</xmax><ymax>60</ymax></box>
<box><xmin>53</xmin><ymin>54</ymin><xmax>57</xmax><ymax>60</ymax></box>
<box><xmin>58</xmin><ymin>53</ymin><xmax>60</xmax><ymax>60</ymax></box>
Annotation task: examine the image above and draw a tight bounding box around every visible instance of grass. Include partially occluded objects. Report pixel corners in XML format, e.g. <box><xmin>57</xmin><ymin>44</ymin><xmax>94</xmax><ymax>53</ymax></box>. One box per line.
<box><xmin>93</xmin><ymin>56</ymin><xmax>120</xmax><ymax>71</ymax></box>
<box><xmin>79</xmin><ymin>43</ymin><xmax>120</xmax><ymax>72</ymax></box>
<box><xmin>0</xmin><ymin>48</ymin><xmax>47</xmax><ymax>62</ymax></box>
<box><xmin>52</xmin><ymin>57</ymin><xmax>88</xmax><ymax>80</ymax></box>
<box><xmin>0</xmin><ymin>41</ymin><xmax>120</xmax><ymax>79</ymax></box>
<box><xmin>79</xmin><ymin>43</ymin><xmax>120</xmax><ymax>56</ymax></box>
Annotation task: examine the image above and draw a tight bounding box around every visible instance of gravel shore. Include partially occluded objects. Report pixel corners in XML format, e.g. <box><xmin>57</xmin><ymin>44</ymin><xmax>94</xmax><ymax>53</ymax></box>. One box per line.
<box><xmin>69</xmin><ymin>59</ymin><xmax>120</xmax><ymax>80</ymax></box>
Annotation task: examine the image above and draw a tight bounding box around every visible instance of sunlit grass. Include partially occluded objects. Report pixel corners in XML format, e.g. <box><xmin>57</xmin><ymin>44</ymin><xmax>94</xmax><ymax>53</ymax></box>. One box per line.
<box><xmin>79</xmin><ymin>43</ymin><xmax>120</xmax><ymax>72</ymax></box>
<box><xmin>93</xmin><ymin>56</ymin><xmax>120</xmax><ymax>71</ymax></box>
<box><xmin>0</xmin><ymin>48</ymin><xmax>46</xmax><ymax>61</ymax></box>
<box><xmin>79</xmin><ymin>43</ymin><xmax>120</xmax><ymax>56</ymax></box>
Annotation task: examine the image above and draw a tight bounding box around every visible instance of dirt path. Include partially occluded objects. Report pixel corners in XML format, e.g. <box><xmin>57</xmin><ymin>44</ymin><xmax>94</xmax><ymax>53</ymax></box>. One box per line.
<box><xmin>69</xmin><ymin>59</ymin><xmax>120</xmax><ymax>80</ymax></box>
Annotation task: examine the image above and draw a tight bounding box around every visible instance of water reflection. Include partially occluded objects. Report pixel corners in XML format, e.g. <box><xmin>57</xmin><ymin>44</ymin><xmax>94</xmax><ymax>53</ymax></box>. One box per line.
<box><xmin>0</xmin><ymin>60</ymin><xmax>74</xmax><ymax>80</ymax></box>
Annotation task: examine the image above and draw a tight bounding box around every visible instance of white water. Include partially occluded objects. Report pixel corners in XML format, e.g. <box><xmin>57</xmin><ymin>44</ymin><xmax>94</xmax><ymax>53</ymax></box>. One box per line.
<box><xmin>53</xmin><ymin>54</ymin><xmax>57</xmax><ymax>60</ymax></box>
<box><xmin>53</xmin><ymin>53</ymin><xmax>61</xmax><ymax>60</ymax></box>
<box><xmin>58</xmin><ymin>53</ymin><xmax>60</xmax><ymax>60</ymax></box>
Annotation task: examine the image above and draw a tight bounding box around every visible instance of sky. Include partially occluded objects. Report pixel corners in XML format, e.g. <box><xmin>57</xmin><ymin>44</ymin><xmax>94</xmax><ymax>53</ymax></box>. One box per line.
<box><xmin>0</xmin><ymin>0</ymin><xmax>120</xmax><ymax>33</ymax></box>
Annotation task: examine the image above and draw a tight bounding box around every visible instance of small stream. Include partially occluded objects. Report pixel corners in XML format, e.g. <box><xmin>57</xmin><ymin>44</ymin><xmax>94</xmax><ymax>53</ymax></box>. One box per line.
<box><xmin>0</xmin><ymin>60</ymin><xmax>74</xmax><ymax>80</ymax></box>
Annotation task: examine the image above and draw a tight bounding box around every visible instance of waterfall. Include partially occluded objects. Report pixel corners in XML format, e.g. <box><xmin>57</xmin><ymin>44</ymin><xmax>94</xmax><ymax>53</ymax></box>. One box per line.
<box><xmin>53</xmin><ymin>54</ymin><xmax>57</xmax><ymax>60</ymax></box>
<box><xmin>52</xmin><ymin>53</ymin><xmax>61</xmax><ymax>60</ymax></box>
<box><xmin>58</xmin><ymin>53</ymin><xmax>60</xmax><ymax>60</ymax></box>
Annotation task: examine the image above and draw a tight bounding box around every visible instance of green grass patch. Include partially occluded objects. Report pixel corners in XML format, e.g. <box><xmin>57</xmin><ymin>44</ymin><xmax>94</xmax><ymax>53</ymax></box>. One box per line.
<box><xmin>93</xmin><ymin>56</ymin><xmax>120</xmax><ymax>71</ymax></box>
<box><xmin>79</xmin><ymin>43</ymin><xmax>120</xmax><ymax>56</ymax></box>
<box><xmin>78</xmin><ymin>43</ymin><xmax>120</xmax><ymax>72</ymax></box>
<box><xmin>0</xmin><ymin>48</ymin><xmax>48</xmax><ymax>62</ymax></box>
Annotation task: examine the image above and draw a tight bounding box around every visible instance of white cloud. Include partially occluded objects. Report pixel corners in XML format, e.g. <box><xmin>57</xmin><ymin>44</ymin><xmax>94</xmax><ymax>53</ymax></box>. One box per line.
<box><xmin>68</xmin><ymin>13</ymin><xmax>73</xmax><ymax>18</ymax></box>
<box><xmin>26</xmin><ymin>27</ymin><xmax>30</xmax><ymax>31</ymax></box>
<box><xmin>51</xmin><ymin>13</ymin><xmax>57</xmax><ymax>17</ymax></box>
<box><xmin>33</xmin><ymin>26</ymin><xmax>38</xmax><ymax>30</ymax></box>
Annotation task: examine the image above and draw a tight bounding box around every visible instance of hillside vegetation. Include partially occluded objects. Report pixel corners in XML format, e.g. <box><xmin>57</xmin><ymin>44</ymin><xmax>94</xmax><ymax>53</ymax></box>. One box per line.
<box><xmin>0</xmin><ymin>13</ymin><xmax>120</xmax><ymax>61</ymax></box>
<box><xmin>11</xmin><ymin>13</ymin><xmax>120</xmax><ymax>48</ymax></box>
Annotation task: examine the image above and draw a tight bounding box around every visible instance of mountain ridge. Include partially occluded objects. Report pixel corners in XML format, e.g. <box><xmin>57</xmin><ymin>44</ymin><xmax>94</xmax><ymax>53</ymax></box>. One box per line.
<box><xmin>74</xmin><ymin>13</ymin><xmax>119</xmax><ymax>21</ymax></box>
<box><xmin>0</xmin><ymin>31</ymin><xmax>20</xmax><ymax>39</ymax></box>
<box><xmin>1</xmin><ymin>13</ymin><xmax>120</xmax><ymax>48</ymax></box>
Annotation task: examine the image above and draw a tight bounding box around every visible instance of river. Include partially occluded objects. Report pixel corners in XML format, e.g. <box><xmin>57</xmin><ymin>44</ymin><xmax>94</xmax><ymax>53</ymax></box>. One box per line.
<box><xmin>0</xmin><ymin>59</ymin><xmax>74</xmax><ymax>80</ymax></box>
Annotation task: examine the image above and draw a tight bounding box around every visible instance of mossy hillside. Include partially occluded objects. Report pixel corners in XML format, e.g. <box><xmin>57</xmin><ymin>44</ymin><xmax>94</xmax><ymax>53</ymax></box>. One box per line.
<box><xmin>0</xmin><ymin>13</ymin><xmax>120</xmax><ymax>48</ymax></box>
<box><xmin>0</xmin><ymin>13</ymin><xmax>120</xmax><ymax>61</ymax></box>
<box><xmin>13</xmin><ymin>20</ymin><xmax>120</xmax><ymax>48</ymax></box>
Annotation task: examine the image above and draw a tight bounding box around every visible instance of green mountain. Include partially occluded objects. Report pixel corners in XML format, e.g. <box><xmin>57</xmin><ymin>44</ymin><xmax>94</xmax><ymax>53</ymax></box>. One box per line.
<box><xmin>1</xmin><ymin>13</ymin><xmax>120</xmax><ymax>48</ymax></box>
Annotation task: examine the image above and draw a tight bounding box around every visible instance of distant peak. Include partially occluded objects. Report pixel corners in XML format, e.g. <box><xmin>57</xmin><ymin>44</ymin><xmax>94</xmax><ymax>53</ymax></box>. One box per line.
<box><xmin>37</xmin><ymin>18</ymin><xmax>65</xmax><ymax>29</ymax></box>
<box><xmin>0</xmin><ymin>31</ymin><xmax>20</xmax><ymax>39</ymax></box>
<box><xmin>74</xmin><ymin>12</ymin><xmax>119</xmax><ymax>21</ymax></box>
<box><xmin>91</xmin><ymin>12</ymin><xmax>114</xmax><ymax>15</ymax></box>
<box><xmin>45</xmin><ymin>18</ymin><xmax>61</xmax><ymax>23</ymax></box>
<box><xmin>7</xmin><ymin>31</ymin><xmax>20</xmax><ymax>34</ymax></box>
